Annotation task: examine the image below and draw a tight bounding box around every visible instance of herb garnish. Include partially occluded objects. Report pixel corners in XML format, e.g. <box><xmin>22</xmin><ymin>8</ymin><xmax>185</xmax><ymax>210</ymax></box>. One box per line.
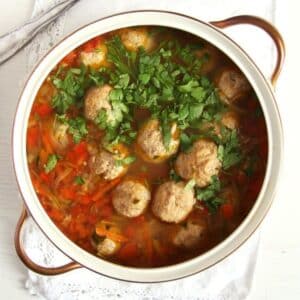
<box><xmin>58</xmin><ymin>115</ymin><xmax>88</xmax><ymax>143</ymax></box>
<box><xmin>115</xmin><ymin>155</ymin><xmax>136</xmax><ymax>167</ymax></box>
<box><xmin>195</xmin><ymin>175</ymin><xmax>224</xmax><ymax>213</ymax></box>
<box><xmin>217</xmin><ymin>128</ymin><xmax>242</xmax><ymax>170</ymax></box>
<box><xmin>74</xmin><ymin>176</ymin><xmax>85</xmax><ymax>185</ymax></box>
<box><xmin>44</xmin><ymin>154</ymin><xmax>59</xmax><ymax>173</ymax></box>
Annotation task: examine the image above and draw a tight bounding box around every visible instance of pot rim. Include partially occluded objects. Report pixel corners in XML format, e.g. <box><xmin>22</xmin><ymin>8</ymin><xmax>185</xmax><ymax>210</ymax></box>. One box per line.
<box><xmin>12</xmin><ymin>10</ymin><xmax>283</xmax><ymax>282</ymax></box>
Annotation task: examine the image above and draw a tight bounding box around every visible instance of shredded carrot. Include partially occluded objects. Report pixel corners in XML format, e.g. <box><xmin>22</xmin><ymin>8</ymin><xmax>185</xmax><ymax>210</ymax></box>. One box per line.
<box><xmin>42</xmin><ymin>131</ymin><xmax>54</xmax><ymax>154</ymax></box>
<box><xmin>95</xmin><ymin>226</ymin><xmax>128</xmax><ymax>243</ymax></box>
<box><xmin>91</xmin><ymin>178</ymin><xmax>121</xmax><ymax>202</ymax></box>
<box><xmin>39</xmin><ymin>148</ymin><xmax>49</xmax><ymax>166</ymax></box>
<box><xmin>27</xmin><ymin>126</ymin><xmax>40</xmax><ymax>149</ymax></box>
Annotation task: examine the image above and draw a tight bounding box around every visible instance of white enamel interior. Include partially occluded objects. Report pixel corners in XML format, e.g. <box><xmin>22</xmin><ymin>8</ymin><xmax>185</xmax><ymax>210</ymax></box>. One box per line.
<box><xmin>13</xmin><ymin>11</ymin><xmax>283</xmax><ymax>282</ymax></box>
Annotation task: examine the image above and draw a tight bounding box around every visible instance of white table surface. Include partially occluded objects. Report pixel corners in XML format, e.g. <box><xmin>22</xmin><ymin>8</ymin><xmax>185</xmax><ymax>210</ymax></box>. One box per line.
<box><xmin>0</xmin><ymin>1</ymin><xmax>299</xmax><ymax>299</ymax></box>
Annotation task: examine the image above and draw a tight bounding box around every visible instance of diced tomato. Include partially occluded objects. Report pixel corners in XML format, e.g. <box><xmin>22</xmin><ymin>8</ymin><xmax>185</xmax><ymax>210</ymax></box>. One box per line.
<box><xmin>67</xmin><ymin>141</ymin><xmax>89</xmax><ymax>165</ymax></box>
<box><xmin>27</xmin><ymin>126</ymin><xmax>40</xmax><ymax>148</ymax></box>
<box><xmin>60</xmin><ymin>186</ymin><xmax>77</xmax><ymax>201</ymax></box>
<box><xmin>82</xmin><ymin>37</ymin><xmax>102</xmax><ymax>52</ymax></box>
<box><xmin>48</xmin><ymin>208</ymin><xmax>64</xmax><ymax>222</ymax></box>
<box><xmin>79</xmin><ymin>194</ymin><xmax>93</xmax><ymax>205</ymax></box>
<box><xmin>117</xmin><ymin>242</ymin><xmax>138</xmax><ymax>260</ymax></box>
<box><xmin>221</xmin><ymin>204</ymin><xmax>234</xmax><ymax>220</ymax></box>
<box><xmin>33</xmin><ymin>103</ymin><xmax>53</xmax><ymax>118</ymax></box>
<box><xmin>88</xmin><ymin>214</ymin><xmax>98</xmax><ymax>225</ymax></box>
<box><xmin>40</xmin><ymin>171</ymin><xmax>51</xmax><ymax>184</ymax></box>
<box><xmin>61</xmin><ymin>50</ymin><xmax>78</xmax><ymax>66</ymax></box>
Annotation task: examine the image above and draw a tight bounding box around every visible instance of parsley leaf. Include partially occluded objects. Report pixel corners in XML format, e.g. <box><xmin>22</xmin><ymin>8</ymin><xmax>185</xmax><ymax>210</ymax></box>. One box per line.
<box><xmin>115</xmin><ymin>155</ymin><xmax>136</xmax><ymax>167</ymax></box>
<box><xmin>218</xmin><ymin>128</ymin><xmax>242</xmax><ymax>170</ymax></box>
<box><xmin>106</xmin><ymin>36</ymin><xmax>138</xmax><ymax>80</ymax></box>
<box><xmin>169</xmin><ymin>169</ymin><xmax>182</xmax><ymax>182</ymax></box>
<box><xmin>67</xmin><ymin>117</ymin><xmax>88</xmax><ymax>143</ymax></box>
<box><xmin>184</xmin><ymin>179</ymin><xmax>196</xmax><ymax>191</ymax></box>
<box><xmin>44</xmin><ymin>154</ymin><xmax>59</xmax><ymax>173</ymax></box>
<box><xmin>51</xmin><ymin>65</ymin><xmax>89</xmax><ymax>114</ymax></box>
<box><xmin>195</xmin><ymin>175</ymin><xmax>224</xmax><ymax>213</ymax></box>
<box><xmin>74</xmin><ymin>176</ymin><xmax>85</xmax><ymax>185</ymax></box>
<box><xmin>57</xmin><ymin>115</ymin><xmax>88</xmax><ymax>143</ymax></box>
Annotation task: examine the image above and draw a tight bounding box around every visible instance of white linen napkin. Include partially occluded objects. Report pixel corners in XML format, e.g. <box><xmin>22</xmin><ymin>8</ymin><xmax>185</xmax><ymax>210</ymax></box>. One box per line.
<box><xmin>23</xmin><ymin>1</ymin><xmax>275</xmax><ymax>299</ymax></box>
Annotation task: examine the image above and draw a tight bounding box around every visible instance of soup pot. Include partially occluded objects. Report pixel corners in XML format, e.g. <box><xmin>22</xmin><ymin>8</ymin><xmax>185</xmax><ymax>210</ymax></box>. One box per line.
<box><xmin>13</xmin><ymin>10</ymin><xmax>285</xmax><ymax>282</ymax></box>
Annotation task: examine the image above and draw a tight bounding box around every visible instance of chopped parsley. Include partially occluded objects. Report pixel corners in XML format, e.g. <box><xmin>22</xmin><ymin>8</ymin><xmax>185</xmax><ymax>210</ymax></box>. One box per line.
<box><xmin>169</xmin><ymin>169</ymin><xmax>182</xmax><ymax>182</ymax></box>
<box><xmin>195</xmin><ymin>175</ymin><xmax>224</xmax><ymax>213</ymax></box>
<box><xmin>217</xmin><ymin>128</ymin><xmax>242</xmax><ymax>170</ymax></box>
<box><xmin>58</xmin><ymin>115</ymin><xmax>88</xmax><ymax>143</ymax></box>
<box><xmin>44</xmin><ymin>154</ymin><xmax>59</xmax><ymax>173</ymax></box>
<box><xmin>115</xmin><ymin>155</ymin><xmax>136</xmax><ymax>167</ymax></box>
<box><xmin>184</xmin><ymin>179</ymin><xmax>196</xmax><ymax>191</ymax></box>
<box><xmin>74</xmin><ymin>176</ymin><xmax>85</xmax><ymax>185</ymax></box>
<box><xmin>52</xmin><ymin>65</ymin><xmax>89</xmax><ymax>114</ymax></box>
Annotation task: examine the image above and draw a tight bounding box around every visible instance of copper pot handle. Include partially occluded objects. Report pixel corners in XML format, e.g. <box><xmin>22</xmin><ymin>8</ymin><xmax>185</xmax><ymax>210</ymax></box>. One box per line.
<box><xmin>210</xmin><ymin>15</ymin><xmax>285</xmax><ymax>86</ymax></box>
<box><xmin>15</xmin><ymin>206</ymin><xmax>81</xmax><ymax>275</ymax></box>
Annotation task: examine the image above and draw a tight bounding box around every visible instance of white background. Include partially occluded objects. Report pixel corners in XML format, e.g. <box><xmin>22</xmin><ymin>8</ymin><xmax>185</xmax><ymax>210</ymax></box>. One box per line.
<box><xmin>0</xmin><ymin>0</ymin><xmax>299</xmax><ymax>299</ymax></box>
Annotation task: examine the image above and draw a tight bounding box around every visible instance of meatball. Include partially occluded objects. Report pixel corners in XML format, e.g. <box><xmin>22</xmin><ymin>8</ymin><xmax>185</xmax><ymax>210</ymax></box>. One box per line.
<box><xmin>112</xmin><ymin>179</ymin><xmax>151</xmax><ymax>218</ymax></box>
<box><xmin>96</xmin><ymin>238</ymin><xmax>120</xmax><ymax>257</ymax></box>
<box><xmin>84</xmin><ymin>85</ymin><xmax>115</xmax><ymax>123</ymax></box>
<box><xmin>195</xmin><ymin>44</ymin><xmax>220</xmax><ymax>75</ymax></box>
<box><xmin>221</xmin><ymin>110</ymin><xmax>239</xmax><ymax>130</ymax></box>
<box><xmin>216</xmin><ymin>68</ymin><xmax>251</xmax><ymax>104</ymax></box>
<box><xmin>80</xmin><ymin>44</ymin><xmax>107</xmax><ymax>68</ymax></box>
<box><xmin>200</xmin><ymin>110</ymin><xmax>239</xmax><ymax>138</ymax></box>
<box><xmin>89</xmin><ymin>144</ymin><xmax>130</xmax><ymax>180</ymax></box>
<box><xmin>173</xmin><ymin>221</ymin><xmax>205</xmax><ymax>248</ymax></box>
<box><xmin>136</xmin><ymin>119</ymin><xmax>180</xmax><ymax>163</ymax></box>
<box><xmin>119</xmin><ymin>28</ymin><xmax>153</xmax><ymax>52</ymax></box>
<box><xmin>175</xmin><ymin>139</ymin><xmax>221</xmax><ymax>188</ymax></box>
<box><xmin>152</xmin><ymin>181</ymin><xmax>196</xmax><ymax>223</ymax></box>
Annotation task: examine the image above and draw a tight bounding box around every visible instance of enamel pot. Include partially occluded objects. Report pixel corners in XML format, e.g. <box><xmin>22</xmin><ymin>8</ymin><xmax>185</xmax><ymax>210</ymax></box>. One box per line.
<box><xmin>13</xmin><ymin>11</ymin><xmax>285</xmax><ymax>282</ymax></box>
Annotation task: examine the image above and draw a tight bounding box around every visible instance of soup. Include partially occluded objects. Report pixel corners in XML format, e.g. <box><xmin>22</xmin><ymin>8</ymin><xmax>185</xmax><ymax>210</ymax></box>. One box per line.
<box><xmin>26</xmin><ymin>27</ymin><xmax>267</xmax><ymax>267</ymax></box>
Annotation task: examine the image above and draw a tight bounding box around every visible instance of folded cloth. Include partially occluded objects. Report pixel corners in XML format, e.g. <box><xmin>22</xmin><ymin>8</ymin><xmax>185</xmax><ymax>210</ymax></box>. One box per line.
<box><xmin>23</xmin><ymin>0</ymin><xmax>275</xmax><ymax>299</ymax></box>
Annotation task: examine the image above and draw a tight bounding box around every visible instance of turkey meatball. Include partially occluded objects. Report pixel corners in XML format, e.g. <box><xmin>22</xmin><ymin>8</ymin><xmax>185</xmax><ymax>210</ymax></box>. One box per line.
<box><xmin>221</xmin><ymin>110</ymin><xmax>239</xmax><ymax>130</ymax></box>
<box><xmin>200</xmin><ymin>110</ymin><xmax>239</xmax><ymax>137</ymax></box>
<box><xmin>175</xmin><ymin>139</ymin><xmax>221</xmax><ymax>188</ymax></box>
<box><xmin>112</xmin><ymin>179</ymin><xmax>151</xmax><ymax>218</ymax></box>
<box><xmin>216</xmin><ymin>68</ymin><xmax>251</xmax><ymax>104</ymax></box>
<box><xmin>173</xmin><ymin>221</ymin><xmax>206</xmax><ymax>248</ymax></box>
<box><xmin>80</xmin><ymin>44</ymin><xmax>107</xmax><ymax>68</ymax></box>
<box><xmin>152</xmin><ymin>181</ymin><xmax>196</xmax><ymax>224</ymax></box>
<box><xmin>136</xmin><ymin>119</ymin><xmax>180</xmax><ymax>163</ymax></box>
<box><xmin>119</xmin><ymin>28</ymin><xmax>153</xmax><ymax>52</ymax></box>
<box><xmin>195</xmin><ymin>44</ymin><xmax>220</xmax><ymax>75</ymax></box>
<box><xmin>89</xmin><ymin>144</ymin><xmax>130</xmax><ymax>180</ymax></box>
